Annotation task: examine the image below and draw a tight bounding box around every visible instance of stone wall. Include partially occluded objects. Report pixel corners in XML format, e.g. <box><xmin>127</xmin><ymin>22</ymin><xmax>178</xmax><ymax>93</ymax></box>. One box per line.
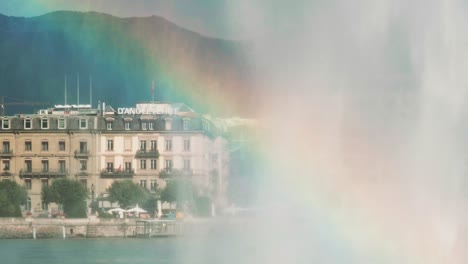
<box><xmin>0</xmin><ymin>218</ymin><xmax>139</xmax><ymax>239</ymax></box>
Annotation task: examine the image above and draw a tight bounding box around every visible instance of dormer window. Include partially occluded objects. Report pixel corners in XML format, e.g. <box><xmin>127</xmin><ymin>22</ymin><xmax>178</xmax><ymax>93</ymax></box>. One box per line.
<box><xmin>165</xmin><ymin>118</ymin><xmax>172</xmax><ymax>130</ymax></box>
<box><xmin>41</xmin><ymin>118</ymin><xmax>49</xmax><ymax>129</ymax></box>
<box><xmin>142</xmin><ymin>122</ymin><xmax>147</xmax><ymax>130</ymax></box>
<box><xmin>148</xmin><ymin>122</ymin><xmax>154</xmax><ymax>130</ymax></box>
<box><xmin>124</xmin><ymin>117</ymin><xmax>132</xmax><ymax>131</ymax></box>
<box><xmin>58</xmin><ymin>118</ymin><xmax>66</xmax><ymax>129</ymax></box>
<box><xmin>183</xmin><ymin>118</ymin><xmax>190</xmax><ymax>131</ymax></box>
<box><xmin>107</xmin><ymin>122</ymin><xmax>113</xmax><ymax>130</ymax></box>
<box><xmin>24</xmin><ymin>117</ymin><xmax>32</xmax><ymax>129</ymax></box>
<box><xmin>79</xmin><ymin>118</ymin><xmax>87</xmax><ymax>129</ymax></box>
<box><xmin>2</xmin><ymin>118</ymin><xmax>9</xmax><ymax>129</ymax></box>
<box><xmin>202</xmin><ymin>121</ymin><xmax>210</xmax><ymax>131</ymax></box>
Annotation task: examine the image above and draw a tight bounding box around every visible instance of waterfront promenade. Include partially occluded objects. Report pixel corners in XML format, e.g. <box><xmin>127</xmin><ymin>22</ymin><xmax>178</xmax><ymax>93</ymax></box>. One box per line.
<box><xmin>0</xmin><ymin>216</ymin><xmax>229</xmax><ymax>239</ymax></box>
<box><xmin>0</xmin><ymin>217</ymin><xmax>179</xmax><ymax>239</ymax></box>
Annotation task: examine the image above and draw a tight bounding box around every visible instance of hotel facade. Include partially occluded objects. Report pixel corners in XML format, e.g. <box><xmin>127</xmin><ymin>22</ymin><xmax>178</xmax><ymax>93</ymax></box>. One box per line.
<box><xmin>0</xmin><ymin>102</ymin><xmax>229</xmax><ymax>214</ymax></box>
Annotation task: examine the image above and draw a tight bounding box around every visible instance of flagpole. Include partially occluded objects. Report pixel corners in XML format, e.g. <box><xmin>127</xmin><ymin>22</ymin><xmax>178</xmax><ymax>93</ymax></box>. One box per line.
<box><xmin>152</xmin><ymin>80</ymin><xmax>155</xmax><ymax>103</ymax></box>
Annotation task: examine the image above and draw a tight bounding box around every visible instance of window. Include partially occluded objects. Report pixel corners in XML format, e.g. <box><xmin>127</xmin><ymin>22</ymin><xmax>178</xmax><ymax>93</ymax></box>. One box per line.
<box><xmin>150</xmin><ymin>140</ymin><xmax>157</xmax><ymax>151</ymax></box>
<box><xmin>107</xmin><ymin>140</ymin><xmax>113</xmax><ymax>151</ymax></box>
<box><xmin>2</xmin><ymin>141</ymin><xmax>10</xmax><ymax>153</ymax></box>
<box><xmin>25</xmin><ymin>141</ymin><xmax>32</xmax><ymax>151</ymax></box>
<box><xmin>125</xmin><ymin>162</ymin><xmax>132</xmax><ymax>172</ymax></box>
<box><xmin>202</xmin><ymin>121</ymin><xmax>210</xmax><ymax>131</ymax></box>
<box><xmin>41</xmin><ymin>201</ymin><xmax>48</xmax><ymax>211</ymax></box>
<box><xmin>142</xmin><ymin>122</ymin><xmax>147</xmax><ymax>130</ymax></box>
<box><xmin>165</xmin><ymin>139</ymin><xmax>172</xmax><ymax>151</ymax></box>
<box><xmin>140</xmin><ymin>160</ymin><xmax>147</xmax><ymax>170</ymax></box>
<box><xmin>41</xmin><ymin>179</ymin><xmax>48</xmax><ymax>187</ymax></box>
<box><xmin>184</xmin><ymin>139</ymin><xmax>190</xmax><ymax>151</ymax></box>
<box><xmin>125</xmin><ymin>121</ymin><xmax>131</xmax><ymax>130</ymax></box>
<box><xmin>150</xmin><ymin>159</ymin><xmax>157</xmax><ymax>170</ymax></box>
<box><xmin>184</xmin><ymin>159</ymin><xmax>191</xmax><ymax>170</ymax></box>
<box><xmin>41</xmin><ymin>118</ymin><xmax>49</xmax><ymax>129</ymax></box>
<box><xmin>140</xmin><ymin>180</ymin><xmax>147</xmax><ymax>188</ymax></box>
<box><xmin>25</xmin><ymin>160</ymin><xmax>32</xmax><ymax>172</ymax></box>
<box><xmin>106</xmin><ymin>122</ymin><xmax>113</xmax><ymax>130</ymax></box>
<box><xmin>140</xmin><ymin>140</ymin><xmax>147</xmax><ymax>151</ymax></box>
<box><xmin>150</xmin><ymin>180</ymin><xmax>157</xmax><ymax>191</ymax></box>
<box><xmin>59</xmin><ymin>141</ymin><xmax>66</xmax><ymax>151</ymax></box>
<box><xmin>106</xmin><ymin>162</ymin><xmax>114</xmax><ymax>172</ymax></box>
<box><xmin>165</xmin><ymin>118</ymin><xmax>172</xmax><ymax>130</ymax></box>
<box><xmin>148</xmin><ymin>122</ymin><xmax>154</xmax><ymax>130</ymax></box>
<box><xmin>165</xmin><ymin>159</ymin><xmax>173</xmax><ymax>171</ymax></box>
<box><xmin>183</xmin><ymin>119</ymin><xmax>190</xmax><ymax>131</ymax></box>
<box><xmin>24</xmin><ymin>117</ymin><xmax>32</xmax><ymax>129</ymax></box>
<box><xmin>42</xmin><ymin>160</ymin><xmax>49</xmax><ymax>172</ymax></box>
<box><xmin>59</xmin><ymin>160</ymin><xmax>66</xmax><ymax>172</ymax></box>
<box><xmin>58</xmin><ymin>118</ymin><xmax>66</xmax><ymax>129</ymax></box>
<box><xmin>80</xmin><ymin>160</ymin><xmax>87</xmax><ymax>171</ymax></box>
<box><xmin>41</xmin><ymin>141</ymin><xmax>49</xmax><ymax>151</ymax></box>
<box><xmin>80</xmin><ymin>179</ymin><xmax>87</xmax><ymax>188</ymax></box>
<box><xmin>79</xmin><ymin>118</ymin><xmax>87</xmax><ymax>129</ymax></box>
<box><xmin>3</xmin><ymin>160</ymin><xmax>10</xmax><ymax>171</ymax></box>
<box><xmin>25</xmin><ymin>180</ymin><xmax>32</xmax><ymax>190</ymax></box>
<box><xmin>2</xmin><ymin>118</ymin><xmax>9</xmax><ymax>129</ymax></box>
<box><xmin>25</xmin><ymin>197</ymin><xmax>31</xmax><ymax>210</ymax></box>
<box><xmin>80</xmin><ymin>142</ymin><xmax>87</xmax><ymax>153</ymax></box>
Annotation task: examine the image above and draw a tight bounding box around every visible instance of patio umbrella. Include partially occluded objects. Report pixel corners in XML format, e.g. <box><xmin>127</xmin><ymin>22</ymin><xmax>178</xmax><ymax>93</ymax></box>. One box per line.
<box><xmin>127</xmin><ymin>204</ymin><xmax>147</xmax><ymax>213</ymax></box>
<box><xmin>108</xmin><ymin>208</ymin><xmax>127</xmax><ymax>213</ymax></box>
<box><xmin>127</xmin><ymin>204</ymin><xmax>147</xmax><ymax>217</ymax></box>
<box><xmin>107</xmin><ymin>208</ymin><xmax>127</xmax><ymax>218</ymax></box>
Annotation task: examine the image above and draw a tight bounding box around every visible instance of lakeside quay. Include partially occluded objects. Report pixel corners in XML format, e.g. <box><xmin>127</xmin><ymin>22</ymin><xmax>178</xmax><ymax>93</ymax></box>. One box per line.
<box><xmin>0</xmin><ymin>216</ymin><xmax>252</xmax><ymax>239</ymax></box>
<box><xmin>0</xmin><ymin>217</ymin><xmax>181</xmax><ymax>239</ymax></box>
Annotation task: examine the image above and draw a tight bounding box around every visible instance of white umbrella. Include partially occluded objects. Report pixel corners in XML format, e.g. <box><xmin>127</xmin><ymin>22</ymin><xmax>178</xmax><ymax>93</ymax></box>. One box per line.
<box><xmin>107</xmin><ymin>208</ymin><xmax>127</xmax><ymax>218</ymax></box>
<box><xmin>107</xmin><ymin>208</ymin><xmax>127</xmax><ymax>213</ymax></box>
<box><xmin>126</xmin><ymin>204</ymin><xmax>147</xmax><ymax>213</ymax></box>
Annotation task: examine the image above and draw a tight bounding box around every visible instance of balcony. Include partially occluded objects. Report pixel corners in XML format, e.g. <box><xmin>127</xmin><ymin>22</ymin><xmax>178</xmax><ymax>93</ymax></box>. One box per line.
<box><xmin>135</xmin><ymin>149</ymin><xmax>159</xmax><ymax>159</ymax></box>
<box><xmin>1</xmin><ymin>170</ymin><xmax>12</xmax><ymax>177</ymax></box>
<box><xmin>159</xmin><ymin>168</ymin><xmax>192</xmax><ymax>179</ymax></box>
<box><xmin>100</xmin><ymin>168</ymin><xmax>135</xmax><ymax>179</ymax></box>
<box><xmin>19</xmin><ymin>169</ymin><xmax>67</xmax><ymax>179</ymax></box>
<box><xmin>0</xmin><ymin>150</ymin><xmax>13</xmax><ymax>158</ymax></box>
<box><xmin>74</xmin><ymin>150</ymin><xmax>90</xmax><ymax>159</ymax></box>
<box><xmin>75</xmin><ymin>170</ymin><xmax>89</xmax><ymax>177</ymax></box>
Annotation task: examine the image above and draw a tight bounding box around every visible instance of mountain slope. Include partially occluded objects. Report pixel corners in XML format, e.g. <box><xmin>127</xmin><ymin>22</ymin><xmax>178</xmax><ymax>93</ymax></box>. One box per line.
<box><xmin>0</xmin><ymin>11</ymin><xmax>255</xmax><ymax>116</ymax></box>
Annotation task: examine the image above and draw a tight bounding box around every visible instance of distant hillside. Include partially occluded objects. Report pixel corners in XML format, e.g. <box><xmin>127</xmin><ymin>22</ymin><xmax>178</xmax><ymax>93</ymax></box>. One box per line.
<box><xmin>0</xmin><ymin>11</ymin><xmax>255</xmax><ymax>116</ymax></box>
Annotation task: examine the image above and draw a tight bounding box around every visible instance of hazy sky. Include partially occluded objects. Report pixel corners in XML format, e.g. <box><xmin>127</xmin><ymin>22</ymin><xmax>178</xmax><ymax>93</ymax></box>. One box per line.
<box><xmin>0</xmin><ymin>0</ymin><xmax>231</xmax><ymax>38</ymax></box>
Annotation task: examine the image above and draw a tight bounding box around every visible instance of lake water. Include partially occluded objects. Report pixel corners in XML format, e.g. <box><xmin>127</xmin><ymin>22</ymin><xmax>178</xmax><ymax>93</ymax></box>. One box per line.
<box><xmin>1</xmin><ymin>236</ymin><xmax>245</xmax><ymax>264</ymax></box>
<box><xmin>0</xmin><ymin>221</ymin><xmax>262</xmax><ymax>264</ymax></box>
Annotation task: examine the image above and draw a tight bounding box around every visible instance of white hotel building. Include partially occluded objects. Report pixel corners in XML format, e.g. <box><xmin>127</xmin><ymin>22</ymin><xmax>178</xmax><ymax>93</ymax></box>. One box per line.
<box><xmin>0</xmin><ymin>102</ymin><xmax>229</xmax><ymax>214</ymax></box>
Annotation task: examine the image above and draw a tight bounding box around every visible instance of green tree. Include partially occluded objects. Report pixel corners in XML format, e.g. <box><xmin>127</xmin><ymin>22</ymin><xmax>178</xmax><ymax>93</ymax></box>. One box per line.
<box><xmin>161</xmin><ymin>180</ymin><xmax>193</xmax><ymax>208</ymax></box>
<box><xmin>42</xmin><ymin>178</ymin><xmax>88</xmax><ymax>218</ymax></box>
<box><xmin>107</xmin><ymin>180</ymin><xmax>149</xmax><ymax>209</ymax></box>
<box><xmin>0</xmin><ymin>180</ymin><xmax>27</xmax><ymax>217</ymax></box>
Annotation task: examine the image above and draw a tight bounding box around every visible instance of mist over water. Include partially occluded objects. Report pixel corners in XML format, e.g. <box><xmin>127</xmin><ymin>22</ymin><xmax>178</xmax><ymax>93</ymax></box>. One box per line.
<box><xmin>209</xmin><ymin>0</ymin><xmax>468</xmax><ymax>263</ymax></box>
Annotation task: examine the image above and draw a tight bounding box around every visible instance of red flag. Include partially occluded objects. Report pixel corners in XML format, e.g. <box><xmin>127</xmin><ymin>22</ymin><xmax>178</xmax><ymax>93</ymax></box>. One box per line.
<box><xmin>151</xmin><ymin>81</ymin><xmax>155</xmax><ymax>94</ymax></box>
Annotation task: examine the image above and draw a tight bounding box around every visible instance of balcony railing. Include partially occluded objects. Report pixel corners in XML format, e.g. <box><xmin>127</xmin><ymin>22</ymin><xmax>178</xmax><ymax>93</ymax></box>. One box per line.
<box><xmin>19</xmin><ymin>169</ymin><xmax>67</xmax><ymax>179</ymax></box>
<box><xmin>1</xmin><ymin>170</ymin><xmax>12</xmax><ymax>177</ymax></box>
<box><xmin>159</xmin><ymin>168</ymin><xmax>192</xmax><ymax>179</ymax></box>
<box><xmin>100</xmin><ymin>168</ymin><xmax>135</xmax><ymax>179</ymax></box>
<box><xmin>135</xmin><ymin>149</ymin><xmax>159</xmax><ymax>159</ymax></box>
<box><xmin>0</xmin><ymin>150</ymin><xmax>13</xmax><ymax>158</ymax></box>
<box><xmin>74</xmin><ymin>150</ymin><xmax>90</xmax><ymax>159</ymax></box>
<box><xmin>75</xmin><ymin>170</ymin><xmax>89</xmax><ymax>177</ymax></box>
